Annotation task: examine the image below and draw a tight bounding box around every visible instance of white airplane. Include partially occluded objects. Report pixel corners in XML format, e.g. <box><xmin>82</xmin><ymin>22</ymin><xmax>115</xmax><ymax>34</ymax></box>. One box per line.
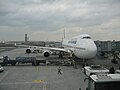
<box><xmin>25</xmin><ymin>34</ymin><xmax>97</xmax><ymax>59</ymax></box>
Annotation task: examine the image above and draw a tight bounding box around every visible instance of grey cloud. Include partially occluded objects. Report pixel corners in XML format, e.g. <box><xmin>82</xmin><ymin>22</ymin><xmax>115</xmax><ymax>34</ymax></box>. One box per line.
<box><xmin>0</xmin><ymin>0</ymin><xmax>120</xmax><ymax>41</ymax></box>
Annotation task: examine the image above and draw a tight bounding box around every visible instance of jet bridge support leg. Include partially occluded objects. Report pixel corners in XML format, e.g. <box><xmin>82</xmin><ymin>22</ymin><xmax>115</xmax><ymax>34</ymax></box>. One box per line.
<box><xmin>111</xmin><ymin>51</ymin><xmax>118</xmax><ymax>64</ymax></box>
<box><xmin>71</xmin><ymin>59</ymin><xmax>77</xmax><ymax>69</ymax></box>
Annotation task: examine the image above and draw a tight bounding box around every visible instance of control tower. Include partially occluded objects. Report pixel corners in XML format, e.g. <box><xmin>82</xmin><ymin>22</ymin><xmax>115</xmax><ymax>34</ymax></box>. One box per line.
<box><xmin>25</xmin><ymin>34</ymin><xmax>29</xmax><ymax>43</ymax></box>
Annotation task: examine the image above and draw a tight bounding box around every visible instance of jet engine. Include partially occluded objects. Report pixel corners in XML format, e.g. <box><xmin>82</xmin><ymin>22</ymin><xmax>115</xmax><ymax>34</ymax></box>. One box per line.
<box><xmin>26</xmin><ymin>48</ymin><xmax>32</xmax><ymax>54</ymax></box>
<box><xmin>43</xmin><ymin>50</ymin><xmax>50</xmax><ymax>57</ymax></box>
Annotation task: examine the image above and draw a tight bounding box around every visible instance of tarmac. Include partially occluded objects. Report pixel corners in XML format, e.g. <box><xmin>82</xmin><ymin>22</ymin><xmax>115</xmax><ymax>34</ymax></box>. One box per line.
<box><xmin>0</xmin><ymin>48</ymin><xmax>120</xmax><ymax>90</ymax></box>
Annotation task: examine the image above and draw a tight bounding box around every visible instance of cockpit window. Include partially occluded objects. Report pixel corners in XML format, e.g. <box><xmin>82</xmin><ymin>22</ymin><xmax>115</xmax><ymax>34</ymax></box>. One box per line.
<box><xmin>82</xmin><ymin>36</ymin><xmax>91</xmax><ymax>39</ymax></box>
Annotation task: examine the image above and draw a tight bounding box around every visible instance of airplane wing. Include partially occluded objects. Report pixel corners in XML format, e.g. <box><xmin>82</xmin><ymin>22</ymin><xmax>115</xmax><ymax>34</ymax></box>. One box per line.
<box><xmin>15</xmin><ymin>43</ymin><xmax>71</xmax><ymax>53</ymax></box>
<box><xmin>39</xmin><ymin>46</ymin><xmax>71</xmax><ymax>53</ymax></box>
<box><xmin>14</xmin><ymin>43</ymin><xmax>29</xmax><ymax>48</ymax></box>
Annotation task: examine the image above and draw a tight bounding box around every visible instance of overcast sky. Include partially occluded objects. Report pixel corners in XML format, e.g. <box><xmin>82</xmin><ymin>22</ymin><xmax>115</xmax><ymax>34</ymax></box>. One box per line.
<box><xmin>0</xmin><ymin>0</ymin><xmax>120</xmax><ymax>41</ymax></box>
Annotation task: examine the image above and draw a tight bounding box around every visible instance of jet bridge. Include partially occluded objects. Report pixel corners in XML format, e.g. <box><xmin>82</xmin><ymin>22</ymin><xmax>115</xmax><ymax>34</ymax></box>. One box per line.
<box><xmin>95</xmin><ymin>40</ymin><xmax>120</xmax><ymax>58</ymax></box>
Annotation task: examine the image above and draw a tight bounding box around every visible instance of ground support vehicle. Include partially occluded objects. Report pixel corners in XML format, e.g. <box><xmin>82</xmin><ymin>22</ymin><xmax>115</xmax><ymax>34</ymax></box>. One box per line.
<box><xmin>85</xmin><ymin>74</ymin><xmax>120</xmax><ymax>90</ymax></box>
<box><xmin>1</xmin><ymin>56</ymin><xmax>46</xmax><ymax>66</ymax></box>
<box><xmin>84</xmin><ymin>65</ymin><xmax>109</xmax><ymax>76</ymax></box>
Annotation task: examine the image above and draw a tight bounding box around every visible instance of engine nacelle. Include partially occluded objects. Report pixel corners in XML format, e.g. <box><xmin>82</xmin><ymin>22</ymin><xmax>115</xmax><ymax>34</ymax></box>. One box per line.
<box><xmin>43</xmin><ymin>50</ymin><xmax>50</xmax><ymax>57</ymax></box>
<box><xmin>26</xmin><ymin>48</ymin><xmax>32</xmax><ymax>54</ymax></box>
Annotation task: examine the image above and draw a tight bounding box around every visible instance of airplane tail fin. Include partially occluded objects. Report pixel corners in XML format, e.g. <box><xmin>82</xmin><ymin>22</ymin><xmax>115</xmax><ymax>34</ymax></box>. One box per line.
<box><xmin>64</xmin><ymin>29</ymin><xmax>66</xmax><ymax>39</ymax></box>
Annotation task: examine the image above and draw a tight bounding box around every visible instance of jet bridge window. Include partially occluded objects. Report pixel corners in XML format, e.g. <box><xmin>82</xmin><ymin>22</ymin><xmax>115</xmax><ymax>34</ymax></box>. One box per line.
<box><xmin>82</xmin><ymin>37</ymin><xmax>91</xmax><ymax>39</ymax></box>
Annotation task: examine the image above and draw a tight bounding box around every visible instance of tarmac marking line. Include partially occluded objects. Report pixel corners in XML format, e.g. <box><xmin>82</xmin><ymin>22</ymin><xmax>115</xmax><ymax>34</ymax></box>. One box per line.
<box><xmin>32</xmin><ymin>80</ymin><xmax>44</xmax><ymax>83</ymax></box>
<box><xmin>43</xmin><ymin>82</ymin><xmax>47</xmax><ymax>90</ymax></box>
<box><xmin>0</xmin><ymin>71</ymin><xmax>9</xmax><ymax>82</ymax></box>
<box><xmin>35</xmin><ymin>66</ymin><xmax>39</xmax><ymax>72</ymax></box>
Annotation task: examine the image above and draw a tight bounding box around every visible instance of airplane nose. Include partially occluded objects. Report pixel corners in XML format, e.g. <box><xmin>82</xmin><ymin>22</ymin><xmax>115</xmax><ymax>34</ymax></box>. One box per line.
<box><xmin>75</xmin><ymin>40</ymin><xmax>97</xmax><ymax>59</ymax></box>
<box><xmin>87</xmin><ymin>45</ymin><xmax>97</xmax><ymax>58</ymax></box>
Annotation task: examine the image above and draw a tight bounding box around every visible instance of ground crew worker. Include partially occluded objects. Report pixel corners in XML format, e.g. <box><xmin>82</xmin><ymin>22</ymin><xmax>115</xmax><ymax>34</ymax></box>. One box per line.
<box><xmin>58</xmin><ymin>67</ymin><xmax>62</xmax><ymax>74</ymax></box>
<box><xmin>119</xmin><ymin>66</ymin><xmax>120</xmax><ymax>70</ymax></box>
<box><xmin>109</xmin><ymin>66</ymin><xmax>115</xmax><ymax>74</ymax></box>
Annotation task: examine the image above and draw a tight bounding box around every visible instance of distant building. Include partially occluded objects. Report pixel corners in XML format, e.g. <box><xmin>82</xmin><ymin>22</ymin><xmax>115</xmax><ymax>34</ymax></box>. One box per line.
<box><xmin>28</xmin><ymin>41</ymin><xmax>45</xmax><ymax>46</ymax></box>
<box><xmin>25</xmin><ymin>34</ymin><xmax>28</xmax><ymax>43</ymax></box>
<box><xmin>54</xmin><ymin>42</ymin><xmax>62</xmax><ymax>47</ymax></box>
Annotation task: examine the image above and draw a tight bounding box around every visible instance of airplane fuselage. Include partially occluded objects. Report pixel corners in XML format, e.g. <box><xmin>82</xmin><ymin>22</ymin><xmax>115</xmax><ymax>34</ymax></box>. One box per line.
<box><xmin>62</xmin><ymin>34</ymin><xmax>97</xmax><ymax>59</ymax></box>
